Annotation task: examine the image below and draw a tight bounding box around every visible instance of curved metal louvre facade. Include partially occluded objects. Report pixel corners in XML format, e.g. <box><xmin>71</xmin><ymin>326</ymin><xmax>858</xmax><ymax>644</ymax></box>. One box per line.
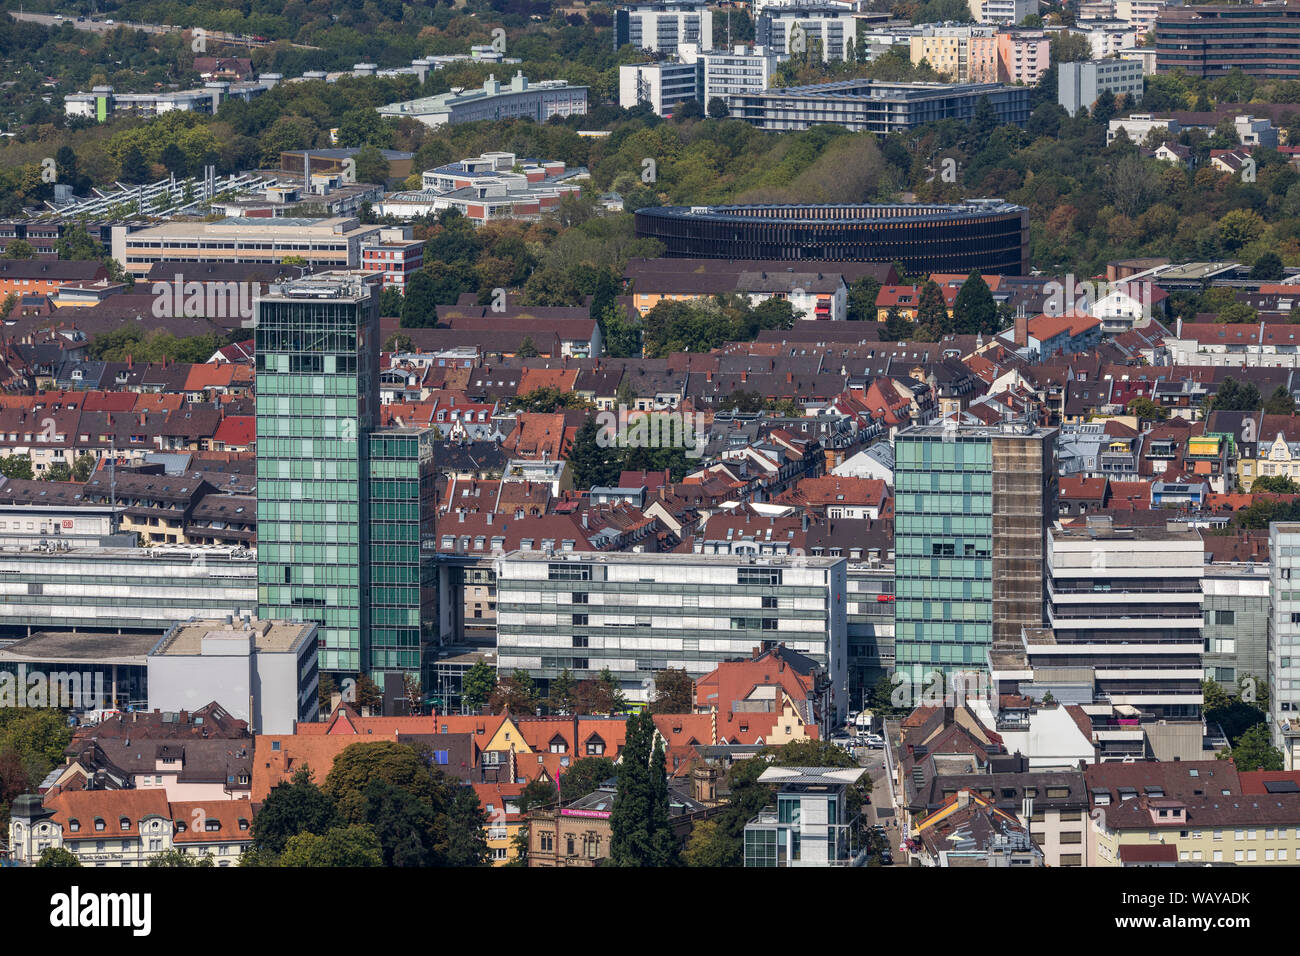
<box><xmin>635</xmin><ymin>203</ymin><xmax>1029</xmax><ymax>275</ymax></box>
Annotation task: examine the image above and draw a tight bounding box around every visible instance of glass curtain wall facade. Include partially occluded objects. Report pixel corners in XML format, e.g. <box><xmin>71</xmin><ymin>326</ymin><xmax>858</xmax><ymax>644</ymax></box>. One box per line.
<box><xmin>255</xmin><ymin>276</ymin><xmax>379</xmax><ymax>675</ymax></box>
<box><xmin>368</xmin><ymin>427</ymin><xmax>438</xmax><ymax>684</ymax></box>
<box><xmin>894</xmin><ymin>423</ymin><xmax>1055</xmax><ymax>686</ymax></box>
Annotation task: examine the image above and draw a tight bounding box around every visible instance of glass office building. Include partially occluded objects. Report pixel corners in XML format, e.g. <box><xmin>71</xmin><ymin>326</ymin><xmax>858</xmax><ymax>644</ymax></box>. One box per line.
<box><xmin>893</xmin><ymin>421</ymin><xmax>1056</xmax><ymax>687</ymax></box>
<box><xmin>255</xmin><ymin>274</ymin><xmax>379</xmax><ymax>674</ymax></box>
<box><xmin>368</xmin><ymin>427</ymin><xmax>438</xmax><ymax>683</ymax></box>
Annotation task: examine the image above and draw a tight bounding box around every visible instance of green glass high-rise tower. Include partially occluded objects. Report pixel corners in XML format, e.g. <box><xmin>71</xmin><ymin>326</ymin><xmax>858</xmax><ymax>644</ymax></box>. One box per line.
<box><xmin>255</xmin><ymin>274</ymin><xmax>380</xmax><ymax>674</ymax></box>
<box><xmin>893</xmin><ymin>420</ymin><xmax>1056</xmax><ymax>689</ymax></box>
<box><xmin>368</xmin><ymin>426</ymin><xmax>438</xmax><ymax>686</ymax></box>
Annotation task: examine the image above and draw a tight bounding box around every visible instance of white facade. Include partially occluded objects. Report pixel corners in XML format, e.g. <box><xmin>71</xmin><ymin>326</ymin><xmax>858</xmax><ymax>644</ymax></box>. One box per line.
<box><xmin>495</xmin><ymin>551</ymin><xmax>849</xmax><ymax>715</ymax></box>
<box><xmin>1269</xmin><ymin>524</ymin><xmax>1300</xmax><ymax>770</ymax></box>
<box><xmin>1107</xmin><ymin>112</ymin><xmax>1178</xmax><ymax>145</ymax></box>
<box><xmin>619</xmin><ymin>4</ymin><xmax>714</xmax><ymax>54</ymax></box>
<box><xmin>1058</xmin><ymin>58</ymin><xmax>1145</xmax><ymax>118</ymax></box>
<box><xmin>762</xmin><ymin>10</ymin><xmax>859</xmax><ymax>62</ymax></box>
<box><xmin>970</xmin><ymin>0</ymin><xmax>1038</xmax><ymax>25</ymax></box>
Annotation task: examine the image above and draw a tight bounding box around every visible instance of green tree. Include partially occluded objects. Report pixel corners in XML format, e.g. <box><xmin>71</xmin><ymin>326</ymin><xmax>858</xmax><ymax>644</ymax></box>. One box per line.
<box><xmin>1126</xmin><ymin>397</ymin><xmax>1168</xmax><ymax>421</ymax></box>
<box><xmin>1251</xmin><ymin>251</ymin><xmax>1284</xmax><ymax>281</ymax></box>
<box><xmin>71</xmin><ymin>453</ymin><xmax>96</xmax><ymax>482</ymax></box>
<box><xmin>324</xmin><ymin>741</ymin><xmax>441</xmax><ymax>824</ymax></box>
<box><xmin>279</xmin><ymin>825</ymin><xmax>383</xmax><ymax>867</ymax></box>
<box><xmin>2</xmin><ymin>240</ymin><xmax>35</xmax><ymax>260</ymax></box>
<box><xmin>517</xmin><ymin>336</ymin><xmax>540</xmax><ymax>358</ymax></box>
<box><xmin>1263</xmin><ymin>385</ymin><xmax>1296</xmax><ymax>416</ymax></box>
<box><xmin>0</xmin><ymin>456</ymin><xmax>34</xmax><ymax>480</ymax></box>
<box><xmin>445</xmin><ymin>786</ymin><xmax>491</xmax><ymax>867</ymax></box>
<box><xmin>42</xmin><ymin>462</ymin><xmax>72</xmax><ymax>482</ymax></box>
<box><xmin>952</xmin><ymin>271</ymin><xmax>997</xmax><ymax>335</ymax></box>
<box><xmin>488</xmin><ymin>669</ymin><xmax>540</xmax><ymax>715</ymax></box>
<box><xmin>1208</xmin><ymin>377</ymin><xmax>1261</xmax><ymax>413</ymax></box>
<box><xmin>567</xmin><ymin>413</ymin><xmax>620</xmax><ymax>490</ymax></box>
<box><xmin>119</xmin><ymin>144</ymin><xmax>151</xmax><ymax>184</ymax></box>
<box><xmin>401</xmin><ymin>270</ymin><xmax>440</xmax><ymax>328</ymax></box>
<box><xmin>1250</xmin><ymin>474</ymin><xmax>1299</xmax><ymax>493</ymax></box>
<box><xmin>846</xmin><ymin>276</ymin><xmax>882</xmax><ymax>322</ymax></box>
<box><xmin>354</xmin><ymin>144</ymin><xmax>391</xmax><ymax>185</ymax></box>
<box><xmin>1226</xmin><ymin>723</ymin><xmax>1285</xmax><ymax>772</ymax></box>
<box><xmin>547</xmin><ymin>668</ymin><xmax>577</xmax><ymax>714</ymax></box>
<box><xmin>362</xmin><ymin>778</ymin><xmax>439</xmax><ymax>866</ymax></box>
<box><xmin>707</xmin><ymin>97</ymin><xmax>729</xmax><ymax>119</ymax></box>
<box><xmin>915</xmin><ymin>280</ymin><xmax>951</xmax><ymax>336</ymax></box>
<box><xmin>37</xmin><ymin>846</ymin><xmax>81</xmax><ymax>867</ymax></box>
<box><xmin>683</xmin><ymin>818</ymin><xmax>732</xmax><ymax>866</ymax></box>
<box><xmin>560</xmin><ymin>757</ymin><xmax>617</xmax><ymax>803</ymax></box>
<box><xmin>649</xmin><ymin>667</ymin><xmax>694</xmax><ymax>714</ymax></box>
<box><xmin>462</xmin><ymin>661</ymin><xmax>497</xmax><ymax>712</ymax></box>
<box><xmin>609</xmin><ymin>710</ymin><xmax>679</xmax><ymax>867</ymax></box>
<box><xmin>251</xmin><ymin>767</ymin><xmax>341</xmax><ymax>856</ymax></box>
<box><xmin>147</xmin><ymin>849</ymin><xmax>213</xmax><ymax>867</ymax></box>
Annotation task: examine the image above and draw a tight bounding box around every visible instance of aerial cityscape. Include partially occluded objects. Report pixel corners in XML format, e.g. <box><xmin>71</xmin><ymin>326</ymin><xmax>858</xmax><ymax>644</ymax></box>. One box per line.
<box><xmin>0</xmin><ymin>0</ymin><xmax>1294</xmax><ymax>910</ymax></box>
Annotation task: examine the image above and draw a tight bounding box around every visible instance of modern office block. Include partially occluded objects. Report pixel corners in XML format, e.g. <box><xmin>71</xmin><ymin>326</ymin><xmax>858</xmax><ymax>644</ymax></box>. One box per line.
<box><xmin>377</xmin><ymin>73</ymin><xmax>588</xmax><ymax>128</ymax></box>
<box><xmin>743</xmin><ymin>766</ymin><xmax>868</xmax><ymax>866</ymax></box>
<box><xmin>147</xmin><ymin>617</ymin><xmax>319</xmax><ymax>734</ymax></box>
<box><xmin>255</xmin><ymin>273</ymin><xmax>380</xmax><ymax>675</ymax></box>
<box><xmin>1268</xmin><ymin>522</ymin><xmax>1300</xmax><ymax>769</ymax></box>
<box><xmin>757</xmin><ymin>8</ymin><xmax>858</xmax><ymax>62</ymax></box>
<box><xmin>893</xmin><ymin>420</ymin><xmax>1056</xmax><ymax>686</ymax></box>
<box><xmin>495</xmin><ymin>550</ymin><xmax>849</xmax><ymax>716</ymax></box>
<box><xmin>1058</xmin><ymin>58</ymin><xmax>1145</xmax><ymax>117</ymax></box>
<box><xmin>1047</xmin><ymin>519</ymin><xmax>1204</xmax><ymax>721</ymax></box>
<box><xmin>615</xmin><ymin>3</ymin><xmax>713</xmax><ymax>54</ymax></box>
<box><xmin>727</xmin><ymin>78</ymin><xmax>1033</xmax><ymax>135</ymax></box>
<box><xmin>1156</xmin><ymin>2</ymin><xmax>1300</xmax><ymax>79</ymax></box>
<box><xmin>1202</xmin><ymin>558</ymin><xmax>1269</xmax><ymax>692</ymax></box>
<box><xmin>618</xmin><ymin>59</ymin><xmax>702</xmax><ymax>113</ymax></box>
<box><xmin>367</xmin><ymin>427</ymin><xmax>438</xmax><ymax>683</ymax></box>
<box><xmin>0</xmin><ymin>545</ymin><xmax>255</xmax><ymax>639</ymax></box>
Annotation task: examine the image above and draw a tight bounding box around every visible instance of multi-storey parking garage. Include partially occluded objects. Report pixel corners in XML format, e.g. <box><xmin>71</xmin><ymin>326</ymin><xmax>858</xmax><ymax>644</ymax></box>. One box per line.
<box><xmin>634</xmin><ymin>200</ymin><xmax>1029</xmax><ymax>275</ymax></box>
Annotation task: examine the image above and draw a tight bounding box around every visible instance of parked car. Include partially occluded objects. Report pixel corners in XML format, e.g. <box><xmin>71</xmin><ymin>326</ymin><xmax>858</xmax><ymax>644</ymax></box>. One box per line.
<box><xmin>863</xmin><ymin>733</ymin><xmax>885</xmax><ymax>748</ymax></box>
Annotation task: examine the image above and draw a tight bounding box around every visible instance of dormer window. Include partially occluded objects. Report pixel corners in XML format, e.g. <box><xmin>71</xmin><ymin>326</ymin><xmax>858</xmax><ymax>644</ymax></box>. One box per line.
<box><xmin>120</xmin><ymin>817</ymin><xmax>131</xmax><ymax>831</ymax></box>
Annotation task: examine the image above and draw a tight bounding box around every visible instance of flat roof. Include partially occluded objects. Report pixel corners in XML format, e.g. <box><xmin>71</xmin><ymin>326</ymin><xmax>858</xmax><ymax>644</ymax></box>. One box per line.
<box><xmin>501</xmin><ymin>549</ymin><xmax>843</xmax><ymax>568</ymax></box>
<box><xmin>1050</xmin><ymin>525</ymin><xmax>1202</xmax><ymax>542</ymax></box>
<box><xmin>0</xmin><ymin>631</ymin><xmax>158</xmax><ymax>666</ymax></box>
<box><xmin>152</xmin><ymin>619</ymin><xmax>314</xmax><ymax>656</ymax></box>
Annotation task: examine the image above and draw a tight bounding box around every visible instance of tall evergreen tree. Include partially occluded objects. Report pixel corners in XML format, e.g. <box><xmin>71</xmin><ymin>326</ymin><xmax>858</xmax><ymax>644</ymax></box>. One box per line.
<box><xmin>915</xmin><ymin>279</ymin><xmax>951</xmax><ymax>336</ymax></box>
<box><xmin>953</xmin><ymin>271</ymin><xmax>997</xmax><ymax>335</ymax></box>
<box><xmin>567</xmin><ymin>414</ymin><xmax>620</xmax><ymax>490</ymax></box>
<box><xmin>609</xmin><ymin>711</ymin><xmax>678</xmax><ymax>866</ymax></box>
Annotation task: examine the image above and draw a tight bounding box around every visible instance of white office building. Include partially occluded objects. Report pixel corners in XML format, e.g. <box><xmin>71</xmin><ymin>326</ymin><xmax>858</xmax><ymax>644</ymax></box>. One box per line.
<box><xmin>970</xmin><ymin>0</ymin><xmax>1038</xmax><ymax>25</ymax></box>
<box><xmin>1058</xmin><ymin>58</ymin><xmax>1145</xmax><ymax>117</ymax></box>
<box><xmin>759</xmin><ymin>7</ymin><xmax>859</xmax><ymax>62</ymax></box>
<box><xmin>1268</xmin><ymin>523</ymin><xmax>1300</xmax><ymax>769</ymax></box>
<box><xmin>615</xmin><ymin>3</ymin><xmax>714</xmax><ymax>55</ymax></box>
<box><xmin>495</xmin><ymin>550</ymin><xmax>849</xmax><ymax>715</ymax></box>
<box><xmin>147</xmin><ymin>617</ymin><xmax>319</xmax><ymax>734</ymax></box>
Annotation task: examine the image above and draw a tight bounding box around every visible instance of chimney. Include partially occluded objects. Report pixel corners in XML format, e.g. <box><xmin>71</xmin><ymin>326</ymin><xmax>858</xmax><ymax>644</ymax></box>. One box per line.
<box><xmin>1014</xmin><ymin>314</ymin><xmax>1028</xmax><ymax>348</ymax></box>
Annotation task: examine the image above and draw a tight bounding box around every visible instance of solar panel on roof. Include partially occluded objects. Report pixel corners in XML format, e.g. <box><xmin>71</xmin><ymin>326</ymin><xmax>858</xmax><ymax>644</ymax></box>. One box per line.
<box><xmin>1264</xmin><ymin>779</ymin><xmax>1300</xmax><ymax>793</ymax></box>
